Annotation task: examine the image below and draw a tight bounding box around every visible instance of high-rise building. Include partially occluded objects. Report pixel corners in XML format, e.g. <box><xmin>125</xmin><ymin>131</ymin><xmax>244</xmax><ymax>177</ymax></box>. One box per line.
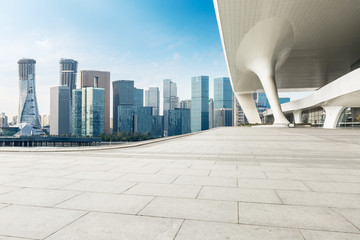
<box><xmin>163</xmin><ymin>79</ymin><xmax>179</xmax><ymax>135</ymax></box>
<box><xmin>0</xmin><ymin>113</ymin><xmax>8</xmax><ymax>127</ymax></box>
<box><xmin>117</xmin><ymin>106</ymin><xmax>134</xmax><ymax>133</ymax></box>
<box><xmin>151</xmin><ymin>115</ymin><xmax>164</xmax><ymax>137</ymax></box>
<box><xmin>168</xmin><ymin>108</ymin><xmax>191</xmax><ymax>136</ymax></box>
<box><xmin>72</xmin><ymin>87</ymin><xmax>105</xmax><ymax>137</ymax></box>
<box><xmin>209</xmin><ymin>99</ymin><xmax>214</xmax><ymax>129</ymax></box>
<box><xmin>59</xmin><ymin>59</ymin><xmax>78</xmax><ymax>101</ymax></box>
<box><xmin>113</xmin><ymin>80</ymin><xmax>134</xmax><ymax>132</ymax></box>
<box><xmin>214</xmin><ymin>77</ymin><xmax>233</xmax><ymax>127</ymax></box>
<box><xmin>233</xmin><ymin>98</ymin><xmax>248</xmax><ymax>126</ymax></box>
<box><xmin>17</xmin><ymin>58</ymin><xmax>41</xmax><ymax>128</ymax></box>
<box><xmin>134</xmin><ymin>88</ymin><xmax>144</xmax><ymax>107</ymax></box>
<box><xmin>191</xmin><ymin>76</ymin><xmax>209</xmax><ymax>132</ymax></box>
<box><xmin>40</xmin><ymin>115</ymin><xmax>50</xmax><ymax>128</ymax></box>
<box><xmin>145</xmin><ymin>87</ymin><xmax>160</xmax><ymax>116</ymax></box>
<box><xmin>50</xmin><ymin>86</ymin><xmax>71</xmax><ymax>135</ymax></box>
<box><xmin>80</xmin><ymin>70</ymin><xmax>110</xmax><ymax>134</ymax></box>
<box><xmin>180</xmin><ymin>100</ymin><xmax>191</xmax><ymax>109</ymax></box>
<box><xmin>134</xmin><ymin>106</ymin><xmax>152</xmax><ymax>134</ymax></box>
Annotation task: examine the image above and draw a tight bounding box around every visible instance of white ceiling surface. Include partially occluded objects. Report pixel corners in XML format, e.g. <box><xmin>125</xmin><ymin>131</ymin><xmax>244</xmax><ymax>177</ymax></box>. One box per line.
<box><xmin>215</xmin><ymin>0</ymin><xmax>360</xmax><ymax>93</ymax></box>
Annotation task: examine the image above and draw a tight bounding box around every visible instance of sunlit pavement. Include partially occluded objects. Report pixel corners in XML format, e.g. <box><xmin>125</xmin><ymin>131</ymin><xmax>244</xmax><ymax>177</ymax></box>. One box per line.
<box><xmin>0</xmin><ymin>127</ymin><xmax>360</xmax><ymax>239</ymax></box>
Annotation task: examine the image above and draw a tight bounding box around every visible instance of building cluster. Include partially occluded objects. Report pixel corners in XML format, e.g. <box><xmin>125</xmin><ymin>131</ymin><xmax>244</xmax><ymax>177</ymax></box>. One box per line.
<box><xmin>0</xmin><ymin>58</ymin><xmax>290</xmax><ymax>138</ymax></box>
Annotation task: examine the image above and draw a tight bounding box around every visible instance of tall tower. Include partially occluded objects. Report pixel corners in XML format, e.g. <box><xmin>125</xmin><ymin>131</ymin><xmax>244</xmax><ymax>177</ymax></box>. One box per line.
<box><xmin>60</xmin><ymin>59</ymin><xmax>78</xmax><ymax>101</ymax></box>
<box><xmin>191</xmin><ymin>76</ymin><xmax>209</xmax><ymax>132</ymax></box>
<box><xmin>145</xmin><ymin>87</ymin><xmax>160</xmax><ymax>116</ymax></box>
<box><xmin>17</xmin><ymin>58</ymin><xmax>41</xmax><ymax>128</ymax></box>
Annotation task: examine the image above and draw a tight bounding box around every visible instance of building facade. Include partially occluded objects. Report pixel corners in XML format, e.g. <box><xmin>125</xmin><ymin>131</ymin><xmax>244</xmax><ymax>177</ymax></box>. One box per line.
<box><xmin>50</xmin><ymin>86</ymin><xmax>71</xmax><ymax>135</ymax></box>
<box><xmin>80</xmin><ymin>70</ymin><xmax>110</xmax><ymax>134</ymax></box>
<box><xmin>17</xmin><ymin>58</ymin><xmax>41</xmax><ymax>129</ymax></box>
<box><xmin>59</xmin><ymin>59</ymin><xmax>78</xmax><ymax>101</ymax></box>
<box><xmin>209</xmin><ymin>99</ymin><xmax>214</xmax><ymax>129</ymax></box>
<box><xmin>0</xmin><ymin>113</ymin><xmax>8</xmax><ymax>128</ymax></box>
<box><xmin>168</xmin><ymin>108</ymin><xmax>191</xmax><ymax>136</ymax></box>
<box><xmin>191</xmin><ymin>76</ymin><xmax>209</xmax><ymax>132</ymax></box>
<box><xmin>214</xmin><ymin>77</ymin><xmax>233</xmax><ymax>127</ymax></box>
<box><xmin>180</xmin><ymin>100</ymin><xmax>191</xmax><ymax>109</ymax></box>
<box><xmin>112</xmin><ymin>80</ymin><xmax>134</xmax><ymax>132</ymax></box>
<box><xmin>134</xmin><ymin>106</ymin><xmax>152</xmax><ymax>134</ymax></box>
<box><xmin>134</xmin><ymin>88</ymin><xmax>144</xmax><ymax>107</ymax></box>
<box><xmin>145</xmin><ymin>87</ymin><xmax>160</xmax><ymax>116</ymax></box>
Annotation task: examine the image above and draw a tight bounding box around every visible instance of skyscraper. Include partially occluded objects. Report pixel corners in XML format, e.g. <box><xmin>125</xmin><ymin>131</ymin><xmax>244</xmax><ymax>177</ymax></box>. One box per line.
<box><xmin>80</xmin><ymin>70</ymin><xmax>110</xmax><ymax>134</ymax></box>
<box><xmin>17</xmin><ymin>58</ymin><xmax>41</xmax><ymax>128</ymax></box>
<box><xmin>163</xmin><ymin>79</ymin><xmax>179</xmax><ymax>135</ymax></box>
<box><xmin>180</xmin><ymin>100</ymin><xmax>191</xmax><ymax>109</ymax></box>
<box><xmin>214</xmin><ymin>77</ymin><xmax>233</xmax><ymax>127</ymax></box>
<box><xmin>72</xmin><ymin>87</ymin><xmax>105</xmax><ymax>137</ymax></box>
<box><xmin>191</xmin><ymin>76</ymin><xmax>209</xmax><ymax>132</ymax></box>
<box><xmin>59</xmin><ymin>59</ymin><xmax>78</xmax><ymax>100</ymax></box>
<box><xmin>134</xmin><ymin>87</ymin><xmax>144</xmax><ymax>107</ymax></box>
<box><xmin>168</xmin><ymin>108</ymin><xmax>191</xmax><ymax>136</ymax></box>
<box><xmin>145</xmin><ymin>87</ymin><xmax>160</xmax><ymax>116</ymax></box>
<box><xmin>112</xmin><ymin>80</ymin><xmax>134</xmax><ymax>132</ymax></box>
<box><xmin>50</xmin><ymin>86</ymin><xmax>71</xmax><ymax>135</ymax></box>
<box><xmin>209</xmin><ymin>98</ymin><xmax>214</xmax><ymax>129</ymax></box>
<box><xmin>0</xmin><ymin>113</ymin><xmax>8</xmax><ymax>128</ymax></box>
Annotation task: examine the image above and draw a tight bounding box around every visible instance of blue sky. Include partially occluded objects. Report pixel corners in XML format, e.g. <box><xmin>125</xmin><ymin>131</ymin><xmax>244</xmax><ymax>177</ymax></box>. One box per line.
<box><xmin>0</xmin><ymin>0</ymin><xmax>309</xmax><ymax>117</ymax></box>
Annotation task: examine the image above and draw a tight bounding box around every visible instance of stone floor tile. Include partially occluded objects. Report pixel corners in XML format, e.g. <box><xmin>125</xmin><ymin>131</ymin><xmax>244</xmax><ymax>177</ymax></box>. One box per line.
<box><xmin>0</xmin><ymin>188</ymin><xmax>81</xmax><ymax>207</ymax></box>
<box><xmin>0</xmin><ymin>186</ymin><xmax>21</xmax><ymax>195</ymax></box>
<box><xmin>61</xmin><ymin>179</ymin><xmax>136</xmax><ymax>193</ymax></box>
<box><xmin>0</xmin><ymin>205</ymin><xmax>85</xmax><ymax>239</ymax></box>
<box><xmin>175</xmin><ymin>220</ymin><xmax>304</xmax><ymax>240</ymax></box>
<box><xmin>19</xmin><ymin>169</ymin><xmax>76</xmax><ymax>178</ymax></box>
<box><xmin>210</xmin><ymin>170</ymin><xmax>266</xmax><ymax>179</ymax></box>
<box><xmin>174</xmin><ymin>175</ymin><xmax>237</xmax><ymax>187</ymax></box>
<box><xmin>337</xmin><ymin>208</ymin><xmax>360</xmax><ymax>229</ymax></box>
<box><xmin>57</xmin><ymin>192</ymin><xmax>153</xmax><ymax>214</ymax></box>
<box><xmin>198</xmin><ymin>186</ymin><xmax>281</xmax><ymax>204</ymax></box>
<box><xmin>300</xmin><ymin>229</ymin><xmax>360</xmax><ymax>240</ymax></box>
<box><xmin>325</xmin><ymin>174</ymin><xmax>360</xmax><ymax>183</ymax></box>
<box><xmin>0</xmin><ymin>175</ymin><xmax>29</xmax><ymax>184</ymax></box>
<box><xmin>304</xmin><ymin>181</ymin><xmax>360</xmax><ymax>193</ymax></box>
<box><xmin>64</xmin><ymin>171</ymin><xmax>123</xmax><ymax>180</ymax></box>
<box><xmin>237</xmin><ymin>178</ymin><xmax>309</xmax><ymax>191</ymax></box>
<box><xmin>139</xmin><ymin>197</ymin><xmax>238</xmax><ymax>223</ymax></box>
<box><xmin>277</xmin><ymin>190</ymin><xmax>360</xmax><ymax>208</ymax></box>
<box><xmin>156</xmin><ymin>168</ymin><xmax>210</xmax><ymax>176</ymax></box>
<box><xmin>45</xmin><ymin>212</ymin><xmax>182</xmax><ymax>240</ymax></box>
<box><xmin>238</xmin><ymin>202</ymin><xmax>359</xmax><ymax>232</ymax></box>
<box><xmin>5</xmin><ymin>176</ymin><xmax>79</xmax><ymax>189</ymax></box>
<box><xmin>118</xmin><ymin>173</ymin><xmax>177</xmax><ymax>183</ymax></box>
<box><xmin>125</xmin><ymin>183</ymin><xmax>201</xmax><ymax>198</ymax></box>
<box><xmin>266</xmin><ymin>172</ymin><xmax>330</xmax><ymax>181</ymax></box>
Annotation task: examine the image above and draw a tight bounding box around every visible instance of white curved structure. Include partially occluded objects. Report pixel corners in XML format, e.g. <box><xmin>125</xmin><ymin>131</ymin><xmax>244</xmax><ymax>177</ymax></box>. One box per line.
<box><xmin>214</xmin><ymin>0</ymin><xmax>360</xmax><ymax>127</ymax></box>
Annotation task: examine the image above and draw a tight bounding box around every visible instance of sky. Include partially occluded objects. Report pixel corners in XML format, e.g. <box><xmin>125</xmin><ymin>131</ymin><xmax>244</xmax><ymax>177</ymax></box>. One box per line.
<box><xmin>0</xmin><ymin>0</ymin><xmax>311</xmax><ymax>118</ymax></box>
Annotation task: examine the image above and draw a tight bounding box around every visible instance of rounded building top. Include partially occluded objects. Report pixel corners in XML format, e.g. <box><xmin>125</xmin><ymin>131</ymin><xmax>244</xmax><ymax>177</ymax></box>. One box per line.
<box><xmin>18</xmin><ymin>58</ymin><xmax>36</xmax><ymax>64</ymax></box>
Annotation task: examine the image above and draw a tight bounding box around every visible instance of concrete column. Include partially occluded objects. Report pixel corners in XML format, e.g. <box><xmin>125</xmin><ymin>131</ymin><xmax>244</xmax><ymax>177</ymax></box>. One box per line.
<box><xmin>322</xmin><ymin>106</ymin><xmax>345</xmax><ymax>129</ymax></box>
<box><xmin>293</xmin><ymin>110</ymin><xmax>302</xmax><ymax>124</ymax></box>
<box><xmin>235</xmin><ymin>93</ymin><xmax>261</xmax><ymax>124</ymax></box>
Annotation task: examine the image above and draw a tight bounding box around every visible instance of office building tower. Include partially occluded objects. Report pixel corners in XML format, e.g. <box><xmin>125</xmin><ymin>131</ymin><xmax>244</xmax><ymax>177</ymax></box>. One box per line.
<box><xmin>134</xmin><ymin>88</ymin><xmax>144</xmax><ymax>107</ymax></box>
<box><xmin>163</xmin><ymin>79</ymin><xmax>179</xmax><ymax>135</ymax></box>
<box><xmin>72</xmin><ymin>87</ymin><xmax>105</xmax><ymax>137</ymax></box>
<box><xmin>151</xmin><ymin>115</ymin><xmax>164</xmax><ymax>137</ymax></box>
<box><xmin>50</xmin><ymin>86</ymin><xmax>71</xmax><ymax>135</ymax></box>
<box><xmin>134</xmin><ymin>106</ymin><xmax>152</xmax><ymax>134</ymax></box>
<box><xmin>214</xmin><ymin>109</ymin><xmax>233</xmax><ymax>127</ymax></box>
<box><xmin>233</xmin><ymin>98</ymin><xmax>248</xmax><ymax>126</ymax></box>
<box><xmin>80</xmin><ymin>70</ymin><xmax>110</xmax><ymax>134</ymax></box>
<box><xmin>17</xmin><ymin>58</ymin><xmax>41</xmax><ymax>128</ymax></box>
<box><xmin>214</xmin><ymin>77</ymin><xmax>233</xmax><ymax>127</ymax></box>
<box><xmin>113</xmin><ymin>80</ymin><xmax>134</xmax><ymax>132</ymax></box>
<box><xmin>191</xmin><ymin>76</ymin><xmax>209</xmax><ymax>132</ymax></box>
<box><xmin>40</xmin><ymin>115</ymin><xmax>50</xmax><ymax>128</ymax></box>
<box><xmin>117</xmin><ymin>106</ymin><xmax>134</xmax><ymax>133</ymax></box>
<box><xmin>180</xmin><ymin>100</ymin><xmax>191</xmax><ymax>109</ymax></box>
<box><xmin>168</xmin><ymin>108</ymin><xmax>191</xmax><ymax>136</ymax></box>
<box><xmin>145</xmin><ymin>87</ymin><xmax>160</xmax><ymax>116</ymax></box>
<box><xmin>209</xmin><ymin>99</ymin><xmax>214</xmax><ymax>129</ymax></box>
<box><xmin>59</xmin><ymin>59</ymin><xmax>78</xmax><ymax>100</ymax></box>
<box><xmin>0</xmin><ymin>113</ymin><xmax>8</xmax><ymax>127</ymax></box>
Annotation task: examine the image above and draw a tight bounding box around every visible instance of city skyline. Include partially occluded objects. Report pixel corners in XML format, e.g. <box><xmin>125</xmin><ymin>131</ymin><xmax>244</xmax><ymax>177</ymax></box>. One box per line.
<box><xmin>0</xmin><ymin>0</ymin><xmax>310</xmax><ymax>117</ymax></box>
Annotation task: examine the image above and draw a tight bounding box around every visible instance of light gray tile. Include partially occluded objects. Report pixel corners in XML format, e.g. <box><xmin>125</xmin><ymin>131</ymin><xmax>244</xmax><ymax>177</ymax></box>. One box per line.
<box><xmin>0</xmin><ymin>205</ymin><xmax>85</xmax><ymax>239</ymax></box>
<box><xmin>125</xmin><ymin>183</ymin><xmax>201</xmax><ymax>198</ymax></box>
<box><xmin>65</xmin><ymin>171</ymin><xmax>123</xmax><ymax>180</ymax></box>
<box><xmin>198</xmin><ymin>186</ymin><xmax>281</xmax><ymax>203</ymax></box>
<box><xmin>238</xmin><ymin>202</ymin><xmax>359</xmax><ymax>232</ymax></box>
<box><xmin>174</xmin><ymin>176</ymin><xmax>237</xmax><ymax>187</ymax></box>
<box><xmin>61</xmin><ymin>179</ymin><xmax>136</xmax><ymax>193</ymax></box>
<box><xmin>140</xmin><ymin>197</ymin><xmax>238</xmax><ymax>223</ymax></box>
<box><xmin>57</xmin><ymin>192</ymin><xmax>153</xmax><ymax>214</ymax></box>
<box><xmin>277</xmin><ymin>190</ymin><xmax>360</xmax><ymax>208</ymax></box>
<box><xmin>301</xmin><ymin>229</ymin><xmax>360</xmax><ymax>240</ymax></box>
<box><xmin>19</xmin><ymin>169</ymin><xmax>76</xmax><ymax>178</ymax></box>
<box><xmin>45</xmin><ymin>212</ymin><xmax>182</xmax><ymax>240</ymax></box>
<box><xmin>175</xmin><ymin>220</ymin><xmax>304</xmax><ymax>240</ymax></box>
<box><xmin>338</xmin><ymin>209</ymin><xmax>360</xmax><ymax>229</ymax></box>
<box><xmin>237</xmin><ymin>178</ymin><xmax>309</xmax><ymax>191</ymax></box>
<box><xmin>0</xmin><ymin>188</ymin><xmax>81</xmax><ymax>207</ymax></box>
<box><xmin>325</xmin><ymin>174</ymin><xmax>360</xmax><ymax>183</ymax></box>
<box><xmin>305</xmin><ymin>181</ymin><xmax>360</xmax><ymax>193</ymax></box>
<box><xmin>118</xmin><ymin>173</ymin><xmax>177</xmax><ymax>183</ymax></box>
<box><xmin>6</xmin><ymin>176</ymin><xmax>79</xmax><ymax>189</ymax></box>
<box><xmin>210</xmin><ymin>170</ymin><xmax>266</xmax><ymax>179</ymax></box>
<box><xmin>0</xmin><ymin>175</ymin><xmax>29</xmax><ymax>184</ymax></box>
<box><xmin>0</xmin><ymin>186</ymin><xmax>20</xmax><ymax>195</ymax></box>
<box><xmin>266</xmin><ymin>172</ymin><xmax>330</xmax><ymax>181</ymax></box>
<box><xmin>156</xmin><ymin>168</ymin><xmax>210</xmax><ymax>176</ymax></box>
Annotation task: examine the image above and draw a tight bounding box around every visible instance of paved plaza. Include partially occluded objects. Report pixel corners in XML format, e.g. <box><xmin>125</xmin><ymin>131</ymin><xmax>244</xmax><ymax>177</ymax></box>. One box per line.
<box><xmin>0</xmin><ymin>127</ymin><xmax>360</xmax><ymax>239</ymax></box>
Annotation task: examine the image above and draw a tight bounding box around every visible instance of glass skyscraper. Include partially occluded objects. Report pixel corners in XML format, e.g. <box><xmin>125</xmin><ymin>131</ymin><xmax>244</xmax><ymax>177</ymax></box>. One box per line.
<box><xmin>112</xmin><ymin>80</ymin><xmax>134</xmax><ymax>132</ymax></box>
<box><xmin>145</xmin><ymin>87</ymin><xmax>160</xmax><ymax>116</ymax></box>
<box><xmin>134</xmin><ymin>88</ymin><xmax>144</xmax><ymax>107</ymax></box>
<box><xmin>191</xmin><ymin>76</ymin><xmax>209</xmax><ymax>132</ymax></box>
<box><xmin>168</xmin><ymin>108</ymin><xmax>191</xmax><ymax>136</ymax></box>
<box><xmin>117</xmin><ymin>106</ymin><xmax>134</xmax><ymax>133</ymax></box>
<box><xmin>214</xmin><ymin>77</ymin><xmax>233</xmax><ymax>127</ymax></box>
<box><xmin>60</xmin><ymin>59</ymin><xmax>78</xmax><ymax>101</ymax></box>
<box><xmin>134</xmin><ymin>106</ymin><xmax>152</xmax><ymax>134</ymax></box>
<box><xmin>72</xmin><ymin>87</ymin><xmax>105</xmax><ymax>137</ymax></box>
<box><xmin>17</xmin><ymin>58</ymin><xmax>41</xmax><ymax>129</ymax></box>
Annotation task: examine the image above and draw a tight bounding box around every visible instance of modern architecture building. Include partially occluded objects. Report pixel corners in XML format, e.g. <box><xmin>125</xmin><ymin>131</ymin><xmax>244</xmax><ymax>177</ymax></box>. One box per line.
<box><xmin>179</xmin><ymin>100</ymin><xmax>191</xmax><ymax>109</ymax></box>
<box><xmin>17</xmin><ymin>58</ymin><xmax>41</xmax><ymax>129</ymax></box>
<box><xmin>112</xmin><ymin>80</ymin><xmax>134</xmax><ymax>132</ymax></box>
<box><xmin>80</xmin><ymin>70</ymin><xmax>110</xmax><ymax>134</ymax></box>
<box><xmin>145</xmin><ymin>87</ymin><xmax>160</xmax><ymax>116</ymax></box>
<box><xmin>214</xmin><ymin>108</ymin><xmax>233</xmax><ymax>127</ymax></box>
<box><xmin>40</xmin><ymin>115</ymin><xmax>50</xmax><ymax>128</ymax></box>
<box><xmin>151</xmin><ymin>115</ymin><xmax>164</xmax><ymax>137</ymax></box>
<box><xmin>134</xmin><ymin>106</ymin><xmax>152</xmax><ymax>134</ymax></box>
<box><xmin>50</xmin><ymin>86</ymin><xmax>71</xmax><ymax>135</ymax></box>
<box><xmin>214</xmin><ymin>0</ymin><xmax>360</xmax><ymax>128</ymax></box>
<box><xmin>0</xmin><ymin>113</ymin><xmax>8</xmax><ymax>128</ymax></box>
<box><xmin>59</xmin><ymin>59</ymin><xmax>78</xmax><ymax>101</ymax></box>
<box><xmin>134</xmin><ymin>88</ymin><xmax>144</xmax><ymax>107</ymax></box>
<box><xmin>214</xmin><ymin>77</ymin><xmax>233</xmax><ymax>127</ymax></box>
<box><xmin>72</xmin><ymin>87</ymin><xmax>105</xmax><ymax>137</ymax></box>
<box><xmin>168</xmin><ymin>108</ymin><xmax>191</xmax><ymax>136</ymax></box>
<box><xmin>163</xmin><ymin>79</ymin><xmax>179</xmax><ymax>136</ymax></box>
<box><xmin>209</xmin><ymin>99</ymin><xmax>214</xmax><ymax>129</ymax></box>
<box><xmin>233</xmin><ymin>98</ymin><xmax>248</xmax><ymax>126</ymax></box>
<box><xmin>117</xmin><ymin>106</ymin><xmax>134</xmax><ymax>133</ymax></box>
<box><xmin>191</xmin><ymin>76</ymin><xmax>209</xmax><ymax>132</ymax></box>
